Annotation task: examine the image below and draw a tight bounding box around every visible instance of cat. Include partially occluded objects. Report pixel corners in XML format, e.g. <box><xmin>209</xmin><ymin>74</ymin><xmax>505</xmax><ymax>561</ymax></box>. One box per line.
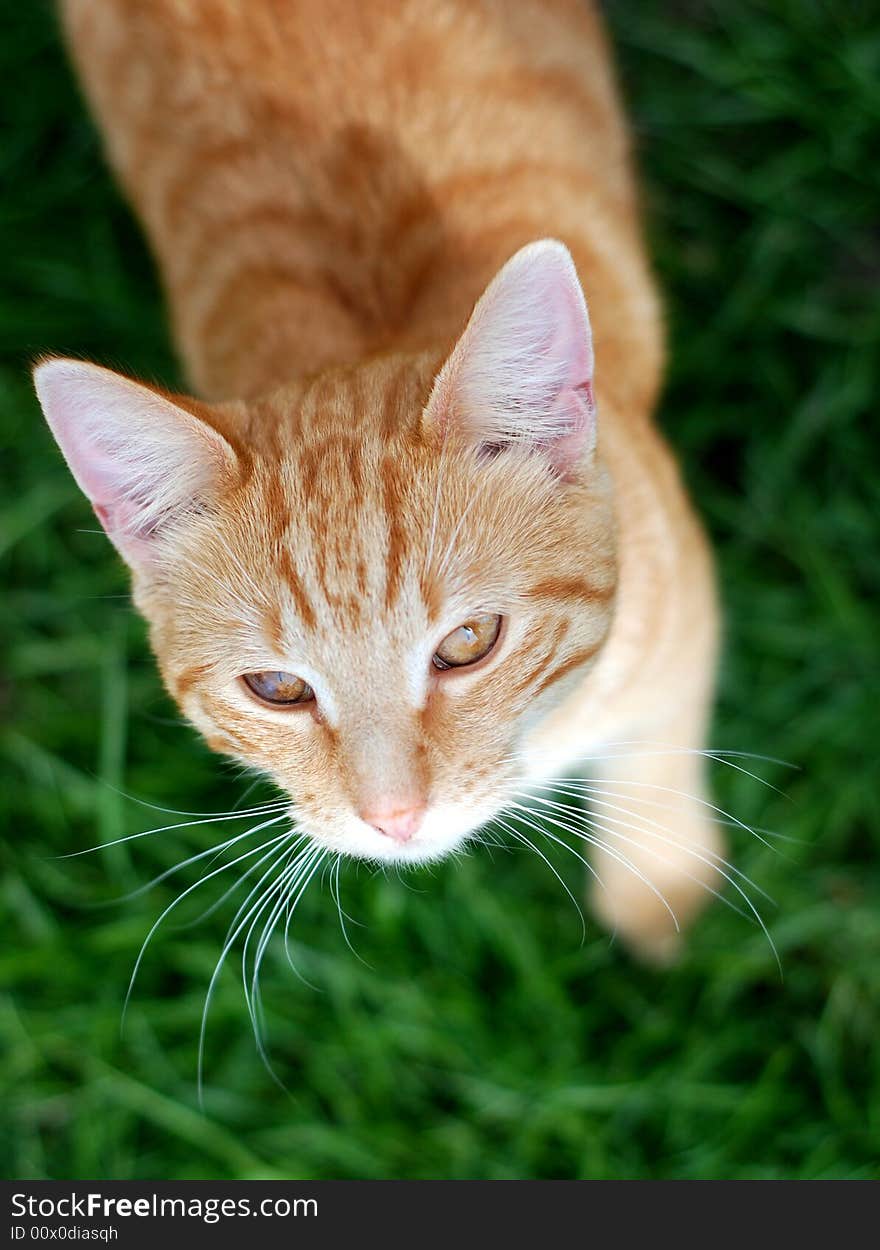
<box><xmin>35</xmin><ymin>0</ymin><xmax>723</xmax><ymax>960</ymax></box>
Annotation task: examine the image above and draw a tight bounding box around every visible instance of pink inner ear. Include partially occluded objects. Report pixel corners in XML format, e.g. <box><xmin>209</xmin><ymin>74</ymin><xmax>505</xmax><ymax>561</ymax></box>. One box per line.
<box><xmin>33</xmin><ymin>358</ymin><xmax>234</xmax><ymax>567</ymax></box>
<box><xmin>92</xmin><ymin>493</ymin><xmax>161</xmax><ymax>555</ymax></box>
<box><xmin>539</xmin><ymin>280</ymin><xmax>596</xmax><ymax>477</ymax></box>
<box><xmin>546</xmin><ymin>380</ymin><xmax>595</xmax><ymax>480</ymax></box>
<box><xmin>75</xmin><ymin>440</ymin><xmax>159</xmax><ymax>544</ymax></box>
<box><xmin>425</xmin><ymin>239</ymin><xmax>597</xmax><ymax>478</ymax></box>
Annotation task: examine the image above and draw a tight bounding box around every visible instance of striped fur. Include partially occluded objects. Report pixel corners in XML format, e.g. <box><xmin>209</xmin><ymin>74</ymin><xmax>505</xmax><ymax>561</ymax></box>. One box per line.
<box><xmin>39</xmin><ymin>0</ymin><xmax>723</xmax><ymax>954</ymax></box>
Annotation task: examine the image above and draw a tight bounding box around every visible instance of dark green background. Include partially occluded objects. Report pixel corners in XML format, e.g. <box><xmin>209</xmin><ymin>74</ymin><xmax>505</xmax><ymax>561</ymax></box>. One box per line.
<box><xmin>2</xmin><ymin>1</ymin><xmax>878</xmax><ymax>1179</ymax></box>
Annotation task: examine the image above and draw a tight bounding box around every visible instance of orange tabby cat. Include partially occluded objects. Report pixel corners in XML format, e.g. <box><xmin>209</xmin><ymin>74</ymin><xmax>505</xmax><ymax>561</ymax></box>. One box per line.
<box><xmin>36</xmin><ymin>0</ymin><xmax>722</xmax><ymax>957</ymax></box>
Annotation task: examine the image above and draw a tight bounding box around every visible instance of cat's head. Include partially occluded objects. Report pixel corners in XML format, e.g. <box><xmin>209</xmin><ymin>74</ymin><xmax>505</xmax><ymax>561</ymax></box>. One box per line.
<box><xmin>35</xmin><ymin>240</ymin><xmax>616</xmax><ymax>863</ymax></box>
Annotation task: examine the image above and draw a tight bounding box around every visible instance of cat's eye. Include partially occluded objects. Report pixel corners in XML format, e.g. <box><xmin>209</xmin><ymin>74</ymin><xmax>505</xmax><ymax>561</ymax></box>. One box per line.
<box><xmin>242</xmin><ymin>670</ymin><xmax>314</xmax><ymax>706</ymax></box>
<box><xmin>433</xmin><ymin>613</ymin><xmax>502</xmax><ymax>670</ymax></box>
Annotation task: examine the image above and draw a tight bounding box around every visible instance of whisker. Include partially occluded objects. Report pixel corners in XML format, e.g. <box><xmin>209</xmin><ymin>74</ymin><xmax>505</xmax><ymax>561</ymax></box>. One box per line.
<box><xmin>508</xmin><ymin>758</ymin><xmax>786</xmax><ymax>859</ymax></box>
<box><xmin>507</xmin><ymin>799</ymin><xmax>681</xmax><ymax>933</ymax></box>
<box><xmin>493</xmin><ymin>815</ymin><xmax>587</xmax><ymax>943</ymax></box>
<box><xmin>249</xmin><ymin>844</ymin><xmax>321</xmax><ymax>1018</ymax></box>
<box><xmin>82</xmin><ymin>777</ymin><xmax>288</xmax><ymax>820</ymax></box>
<box><xmin>539</xmin><ymin>775</ymin><xmax>784</xmax><ymax>859</ymax></box>
<box><xmin>244</xmin><ymin>845</ymin><xmax>327</xmax><ymax>1076</ymax></box>
<box><xmin>505</xmin><ymin>741</ymin><xmax>795</xmax><ymax>767</ymax></box>
<box><xmin>503</xmin><ymin>742</ymin><xmax>795</xmax><ymax>797</ymax></box>
<box><xmin>243</xmin><ymin>858</ymin><xmax>305</xmax><ymax>1054</ymax></box>
<box><xmin>330</xmin><ymin>855</ymin><xmax>370</xmax><ymax>967</ymax></box>
<box><xmin>246</xmin><ymin>843</ymin><xmax>318</xmax><ymax>1012</ymax></box>
<box><xmin>56</xmin><ymin>802</ymin><xmax>289</xmax><ymax>859</ymax></box>
<box><xmin>100</xmin><ymin>814</ymin><xmax>291</xmax><ymax>905</ymax></box>
<box><xmin>197</xmin><ymin>839</ymin><xmax>310</xmax><ymax>1103</ymax></box>
<box><xmin>174</xmin><ymin>831</ymin><xmax>309</xmax><ymax>932</ymax></box>
<box><xmin>496</xmin><ymin>810</ymin><xmax>623</xmax><ymax>945</ymax></box>
<box><xmin>516</xmin><ymin>786</ymin><xmax>775</xmax><ymax>903</ymax></box>
<box><xmin>273</xmin><ymin>846</ymin><xmax>327</xmax><ymax>991</ymax></box>
<box><xmin>512</xmin><ymin>794</ymin><xmax>781</xmax><ymax>973</ymax></box>
<box><xmin>513</xmin><ymin>789</ymin><xmax>769</xmax><ymax>923</ymax></box>
<box><xmin>531</xmin><ymin>778</ymin><xmax>800</xmax><ymax>843</ymax></box>
<box><xmin>579</xmin><ymin>807</ymin><xmax>778</xmax><ymax>957</ymax></box>
<box><xmin>122</xmin><ymin>819</ymin><xmax>293</xmax><ymax>1029</ymax></box>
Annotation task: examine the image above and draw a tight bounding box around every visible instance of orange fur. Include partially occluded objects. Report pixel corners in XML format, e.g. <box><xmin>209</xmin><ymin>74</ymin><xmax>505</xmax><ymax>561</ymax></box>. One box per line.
<box><xmin>41</xmin><ymin>0</ymin><xmax>722</xmax><ymax>955</ymax></box>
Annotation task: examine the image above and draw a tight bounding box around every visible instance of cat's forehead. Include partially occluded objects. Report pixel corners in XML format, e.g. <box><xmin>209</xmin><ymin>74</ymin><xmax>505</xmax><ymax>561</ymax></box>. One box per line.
<box><xmin>210</xmin><ymin>363</ymin><xmax>580</xmax><ymax>659</ymax></box>
<box><xmin>220</xmin><ymin>443</ymin><xmax>539</xmax><ymax>679</ymax></box>
<box><xmin>263</xmin><ymin>427</ymin><xmax>430</xmax><ymax>556</ymax></box>
<box><xmin>254</xmin><ymin>356</ymin><xmax>432</xmax><ymax>444</ymax></box>
<box><xmin>244</xmin><ymin>357</ymin><xmax>554</xmax><ymax>552</ymax></box>
<box><xmin>253</xmin><ymin>434</ymin><xmax>473</xmax><ymax>644</ymax></box>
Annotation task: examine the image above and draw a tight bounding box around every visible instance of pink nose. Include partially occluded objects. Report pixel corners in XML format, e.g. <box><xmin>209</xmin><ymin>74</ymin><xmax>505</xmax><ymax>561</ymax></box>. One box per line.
<box><xmin>361</xmin><ymin>803</ymin><xmax>425</xmax><ymax>843</ymax></box>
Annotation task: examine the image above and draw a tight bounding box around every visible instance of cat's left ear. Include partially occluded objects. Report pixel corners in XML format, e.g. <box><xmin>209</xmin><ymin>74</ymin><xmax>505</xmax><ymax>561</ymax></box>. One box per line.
<box><xmin>33</xmin><ymin>358</ymin><xmax>238</xmax><ymax>569</ymax></box>
<box><xmin>424</xmin><ymin>239</ymin><xmax>595</xmax><ymax>479</ymax></box>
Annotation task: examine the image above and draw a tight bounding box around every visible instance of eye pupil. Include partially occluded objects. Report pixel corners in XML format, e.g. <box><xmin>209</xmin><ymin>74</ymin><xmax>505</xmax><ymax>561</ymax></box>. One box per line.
<box><xmin>433</xmin><ymin>613</ymin><xmax>502</xmax><ymax>670</ymax></box>
<box><xmin>242</xmin><ymin>670</ymin><xmax>314</xmax><ymax>706</ymax></box>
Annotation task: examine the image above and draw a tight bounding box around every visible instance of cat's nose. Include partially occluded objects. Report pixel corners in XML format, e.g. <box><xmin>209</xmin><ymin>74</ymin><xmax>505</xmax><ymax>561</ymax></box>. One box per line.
<box><xmin>361</xmin><ymin>802</ymin><xmax>426</xmax><ymax>843</ymax></box>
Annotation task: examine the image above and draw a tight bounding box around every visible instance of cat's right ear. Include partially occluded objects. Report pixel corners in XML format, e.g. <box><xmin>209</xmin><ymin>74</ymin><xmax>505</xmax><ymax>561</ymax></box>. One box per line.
<box><xmin>33</xmin><ymin>358</ymin><xmax>238</xmax><ymax>569</ymax></box>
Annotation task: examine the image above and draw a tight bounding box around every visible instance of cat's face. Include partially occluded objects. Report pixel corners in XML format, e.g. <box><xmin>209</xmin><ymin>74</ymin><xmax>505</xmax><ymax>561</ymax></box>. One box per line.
<box><xmin>148</xmin><ymin>386</ymin><xmax>615</xmax><ymax>863</ymax></box>
<box><xmin>35</xmin><ymin>240</ymin><xmax>616</xmax><ymax>863</ymax></box>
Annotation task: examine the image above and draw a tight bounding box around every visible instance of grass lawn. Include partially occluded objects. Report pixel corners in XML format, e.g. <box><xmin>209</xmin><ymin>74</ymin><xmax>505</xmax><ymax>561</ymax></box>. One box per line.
<box><xmin>1</xmin><ymin>0</ymin><xmax>878</xmax><ymax>1179</ymax></box>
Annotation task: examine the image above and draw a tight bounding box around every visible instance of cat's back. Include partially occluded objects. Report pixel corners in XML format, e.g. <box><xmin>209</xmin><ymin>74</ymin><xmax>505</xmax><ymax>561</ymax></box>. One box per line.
<box><xmin>61</xmin><ymin>0</ymin><xmax>660</xmax><ymax>410</ymax></box>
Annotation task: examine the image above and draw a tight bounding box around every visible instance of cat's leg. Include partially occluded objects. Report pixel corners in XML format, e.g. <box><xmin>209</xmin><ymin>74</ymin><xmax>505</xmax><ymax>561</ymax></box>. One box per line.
<box><xmin>585</xmin><ymin>696</ymin><xmax>725</xmax><ymax>963</ymax></box>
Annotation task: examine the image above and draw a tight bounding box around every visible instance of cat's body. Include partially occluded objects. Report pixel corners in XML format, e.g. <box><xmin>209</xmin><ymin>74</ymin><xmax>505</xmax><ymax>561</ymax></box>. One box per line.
<box><xmin>38</xmin><ymin>0</ymin><xmax>722</xmax><ymax>956</ymax></box>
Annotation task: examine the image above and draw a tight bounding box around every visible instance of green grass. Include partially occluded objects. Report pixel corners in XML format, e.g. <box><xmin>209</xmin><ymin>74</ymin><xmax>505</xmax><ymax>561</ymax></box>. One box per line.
<box><xmin>2</xmin><ymin>0</ymin><xmax>879</xmax><ymax>1180</ymax></box>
